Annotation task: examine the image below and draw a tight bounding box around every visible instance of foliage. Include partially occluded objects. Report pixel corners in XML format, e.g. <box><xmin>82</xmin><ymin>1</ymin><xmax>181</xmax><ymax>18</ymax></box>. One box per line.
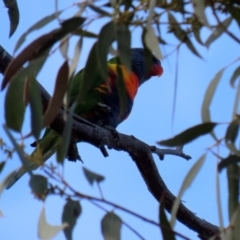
<box><xmin>0</xmin><ymin>0</ymin><xmax>240</xmax><ymax>239</ymax></box>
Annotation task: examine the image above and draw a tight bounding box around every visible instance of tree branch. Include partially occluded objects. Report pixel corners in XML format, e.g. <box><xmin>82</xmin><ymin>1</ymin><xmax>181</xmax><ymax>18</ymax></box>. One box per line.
<box><xmin>0</xmin><ymin>45</ymin><xmax>219</xmax><ymax>239</ymax></box>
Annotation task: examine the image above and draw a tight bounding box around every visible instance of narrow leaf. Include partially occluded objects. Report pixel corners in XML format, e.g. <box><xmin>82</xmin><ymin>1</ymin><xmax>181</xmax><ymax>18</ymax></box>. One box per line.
<box><xmin>159</xmin><ymin>204</ymin><xmax>176</xmax><ymax>240</ymax></box>
<box><xmin>29</xmin><ymin>174</ymin><xmax>48</xmax><ymax>199</ymax></box>
<box><xmin>0</xmin><ymin>171</ymin><xmax>16</xmax><ymax>198</ymax></box>
<box><xmin>88</xmin><ymin>4</ymin><xmax>110</xmax><ymax>16</ymax></box>
<box><xmin>74</xmin><ymin>29</ymin><xmax>98</xmax><ymax>38</ymax></box>
<box><xmin>227</xmin><ymin>164</ymin><xmax>239</xmax><ymax>220</ymax></box>
<box><xmin>83</xmin><ymin>167</ymin><xmax>105</xmax><ymax>185</ymax></box>
<box><xmin>43</xmin><ymin>61</ymin><xmax>69</xmax><ymax>126</ymax></box>
<box><xmin>202</xmin><ymin>68</ymin><xmax>224</xmax><ymax>122</ymax></box>
<box><xmin>78</xmin><ymin>43</ymin><xmax>99</xmax><ymax>103</ymax></box>
<box><xmin>14</xmin><ymin>11</ymin><xmax>63</xmax><ymax>53</ymax></box>
<box><xmin>205</xmin><ymin>17</ymin><xmax>232</xmax><ymax>48</ymax></box>
<box><xmin>190</xmin><ymin>0</ymin><xmax>210</xmax><ymax>27</ymax></box>
<box><xmin>60</xmin><ymin>36</ymin><xmax>69</xmax><ymax>60</ymax></box>
<box><xmin>3</xmin><ymin>125</ymin><xmax>32</xmax><ymax>176</ymax></box>
<box><xmin>230</xmin><ymin>204</ymin><xmax>240</xmax><ymax>239</ymax></box>
<box><xmin>62</xmin><ymin>199</ymin><xmax>81</xmax><ymax>240</ymax></box>
<box><xmin>185</xmin><ymin>38</ymin><xmax>202</xmax><ymax>58</ymax></box>
<box><xmin>201</xmin><ymin>68</ymin><xmax>224</xmax><ymax>140</ymax></box>
<box><xmin>3</xmin><ymin>0</ymin><xmax>19</xmax><ymax>37</ymax></box>
<box><xmin>101</xmin><ymin>212</ymin><xmax>122</xmax><ymax>240</ymax></box>
<box><xmin>97</xmin><ymin>21</ymin><xmax>115</xmax><ymax>80</ymax></box>
<box><xmin>0</xmin><ymin>162</ymin><xmax>6</xmax><ymax>174</ymax></box>
<box><xmin>4</xmin><ymin>72</ymin><xmax>25</xmax><ymax>131</ymax></box>
<box><xmin>116</xmin><ymin>24</ymin><xmax>131</xmax><ymax>70</ymax></box>
<box><xmin>170</xmin><ymin>153</ymin><xmax>206</xmax><ymax>227</ymax></box>
<box><xmin>28</xmin><ymin>77</ymin><xmax>43</xmax><ymax>139</ymax></box>
<box><xmin>218</xmin><ymin>155</ymin><xmax>240</xmax><ymax>172</ymax></box>
<box><xmin>158</xmin><ymin>122</ymin><xmax>217</xmax><ymax>147</ymax></box>
<box><xmin>69</xmin><ymin>38</ymin><xmax>82</xmax><ymax>77</ymax></box>
<box><xmin>144</xmin><ymin>26</ymin><xmax>162</xmax><ymax>60</ymax></box>
<box><xmin>57</xmin><ymin>103</ymin><xmax>76</xmax><ymax>164</ymax></box>
<box><xmin>225</xmin><ymin>120</ymin><xmax>240</xmax><ymax>156</ymax></box>
<box><xmin>230</xmin><ymin>66</ymin><xmax>240</xmax><ymax>88</ymax></box>
<box><xmin>38</xmin><ymin>207</ymin><xmax>68</xmax><ymax>240</ymax></box>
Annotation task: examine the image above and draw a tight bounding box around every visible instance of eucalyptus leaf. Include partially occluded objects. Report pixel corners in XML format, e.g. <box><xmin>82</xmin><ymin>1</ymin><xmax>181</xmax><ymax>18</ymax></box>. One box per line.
<box><xmin>97</xmin><ymin>21</ymin><xmax>115</xmax><ymax>80</ymax></box>
<box><xmin>230</xmin><ymin>66</ymin><xmax>240</xmax><ymax>88</ymax></box>
<box><xmin>38</xmin><ymin>207</ymin><xmax>68</xmax><ymax>240</ymax></box>
<box><xmin>205</xmin><ymin>17</ymin><xmax>232</xmax><ymax>48</ymax></box>
<box><xmin>170</xmin><ymin>153</ymin><xmax>206</xmax><ymax>227</ymax></box>
<box><xmin>3</xmin><ymin>0</ymin><xmax>19</xmax><ymax>37</ymax></box>
<box><xmin>62</xmin><ymin>199</ymin><xmax>81</xmax><ymax>240</ymax></box>
<box><xmin>83</xmin><ymin>167</ymin><xmax>105</xmax><ymax>185</ymax></box>
<box><xmin>101</xmin><ymin>212</ymin><xmax>122</xmax><ymax>240</ymax></box>
<box><xmin>158</xmin><ymin>122</ymin><xmax>217</xmax><ymax>147</ymax></box>
<box><xmin>14</xmin><ymin>10</ymin><xmax>63</xmax><ymax>53</ymax></box>
<box><xmin>159</xmin><ymin>204</ymin><xmax>176</xmax><ymax>240</ymax></box>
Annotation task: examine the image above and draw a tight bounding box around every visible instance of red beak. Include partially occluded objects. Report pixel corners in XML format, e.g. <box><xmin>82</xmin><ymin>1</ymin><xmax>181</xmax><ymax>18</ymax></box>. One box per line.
<box><xmin>150</xmin><ymin>64</ymin><xmax>163</xmax><ymax>77</ymax></box>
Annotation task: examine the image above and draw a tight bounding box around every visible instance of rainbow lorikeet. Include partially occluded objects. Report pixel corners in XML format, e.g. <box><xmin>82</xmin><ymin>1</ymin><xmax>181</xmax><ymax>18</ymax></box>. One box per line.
<box><xmin>6</xmin><ymin>48</ymin><xmax>163</xmax><ymax>189</ymax></box>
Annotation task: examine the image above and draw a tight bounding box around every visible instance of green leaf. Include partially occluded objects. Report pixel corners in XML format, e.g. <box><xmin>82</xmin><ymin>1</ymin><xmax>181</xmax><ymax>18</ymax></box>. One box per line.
<box><xmin>88</xmin><ymin>4</ymin><xmax>111</xmax><ymax>16</ymax></box>
<box><xmin>83</xmin><ymin>167</ymin><xmax>105</xmax><ymax>185</ymax></box>
<box><xmin>205</xmin><ymin>17</ymin><xmax>232</xmax><ymax>48</ymax></box>
<box><xmin>69</xmin><ymin>38</ymin><xmax>83</xmax><ymax>77</ymax></box>
<box><xmin>4</xmin><ymin>72</ymin><xmax>25</xmax><ymax>132</ymax></box>
<box><xmin>74</xmin><ymin>29</ymin><xmax>98</xmax><ymax>38</ymax></box>
<box><xmin>57</xmin><ymin>103</ymin><xmax>76</xmax><ymax>164</ymax></box>
<box><xmin>229</xmin><ymin>172</ymin><xmax>239</xmax><ymax>222</ymax></box>
<box><xmin>62</xmin><ymin>199</ymin><xmax>81</xmax><ymax>240</ymax></box>
<box><xmin>29</xmin><ymin>174</ymin><xmax>48</xmax><ymax>198</ymax></box>
<box><xmin>225</xmin><ymin>120</ymin><xmax>240</xmax><ymax>156</ymax></box>
<box><xmin>218</xmin><ymin>155</ymin><xmax>240</xmax><ymax>172</ymax></box>
<box><xmin>0</xmin><ymin>171</ymin><xmax>16</xmax><ymax>198</ymax></box>
<box><xmin>228</xmin><ymin>165</ymin><xmax>240</xmax><ymax>221</ymax></box>
<box><xmin>144</xmin><ymin>26</ymin><xmax>163</xmax><ymax>60</ymax></box>
<box><xmin>14</xmin><ymin>11</ymin><xmax>63</xmax><ymax>53</ymax></box>
<box><xmin>190</xmin><ymin>0</ymin><xmax>210</xmax><ymax>27</ymax></box>
<box><xmin>0</xmin><ymin>162</ymin><xmax>6</xmax><ymax>174</ymax></box>
<box><xmin>101</xmin><ymin>212</ymin><xmax>122</xmax><ymax>240</ymax></box>
<box><xmin>159</xmin><ymin>204</ymin><xmax>176</xmax><ymax>240</ymax></box>
<box><xmin>158</xmin><ymin>122</ymin><xmax>217</xmax><ymax>147</ymax></box>
<box><xmin>78</xmin><ymin>43</ymin><xmax>98</xmax><ymax>102</ymax></box>
<box><xmin>38</xmin><ymin>207</ymin><xmax>68</xmax><ymax>240</ymax></box>
<box><xmin>60</xmin><ymin>36</ymin><xmax>69</xmax><ymax>60</ymax></box>
<box><xmin>201</xmin><ymin>68</ymin><xmax>225</xmax><ymax>140</ymax></box>
<box><xmin>168</xmin><ymin>13</ymin><xmax>201</xmax><ymax>58</ymax></box>
<box><xmin>185</xmin><ymin>37</ymin><xmax>202</xmax><ymax>58</ymax></box>
<box><xmin>168</xmin><ymin>13</ymin><xmax>186</xmax><ymax>42</ymax></box>
<box><xmin>116</xmin><ymin>24</ymin><xmax>131</xmax><ymax>70</ymax></box>
<box><xmin>3</xmin><ymin>0</ymin><xmax>19</xmax><ymax>37</ymax></box>
<box><xmin>170</xmin><ymin>153</ymin><xmax>206</xmax><ymax>227</ymax></box>
<box><xmin>3</xmin><ymin>125</ymin><xmax>32</xmax><ymax>176</ymax></box>
<box><xmin>230</xmin><ymin>204</ymin><xmax>240</xmax><ymax>239</ymax></box>
<box><xmin>43</xmin><ymin>61</ymin><xmax>69</xmax><ymax>126</ymax></box>
<box><xmin>230</xmin><ymin>66</ymin><xmax>240</xmax><ymax>88</ymax></box>
<box><xmin>28</xmin><ymin>77</ymin><xmax>43</xmax><ymax>139</ymax></box>
<box><xmin>97</xmin><ymin>21</ymin><xmax>115</xmax><ymax>80</ymax></box>
<box><xmin>228</xmin><ymin>6</ymin><xmax>240</xmax><ymax>28</ymax></box>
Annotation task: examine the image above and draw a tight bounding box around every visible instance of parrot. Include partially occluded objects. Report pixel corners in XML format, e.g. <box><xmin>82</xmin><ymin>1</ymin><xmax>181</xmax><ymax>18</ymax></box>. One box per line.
<box><xmin>5</xmin><ymin>48</ymin><xmax>163</xmax><ymax>189</ymax></box>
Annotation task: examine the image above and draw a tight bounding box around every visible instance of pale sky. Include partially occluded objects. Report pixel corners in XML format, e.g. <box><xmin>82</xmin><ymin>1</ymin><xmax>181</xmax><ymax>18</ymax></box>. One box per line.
<box><xmin>0</xmin><ymin>1</ymin><xmax>239</xmax><ymax>240</ymax></box>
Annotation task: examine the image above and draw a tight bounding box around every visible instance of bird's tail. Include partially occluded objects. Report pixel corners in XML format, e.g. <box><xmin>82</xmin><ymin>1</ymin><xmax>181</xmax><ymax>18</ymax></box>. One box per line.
<box><xmin>5</xmin><ymin>129</ymin><xmax>59</xmax><ymax>189</ymax></box>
